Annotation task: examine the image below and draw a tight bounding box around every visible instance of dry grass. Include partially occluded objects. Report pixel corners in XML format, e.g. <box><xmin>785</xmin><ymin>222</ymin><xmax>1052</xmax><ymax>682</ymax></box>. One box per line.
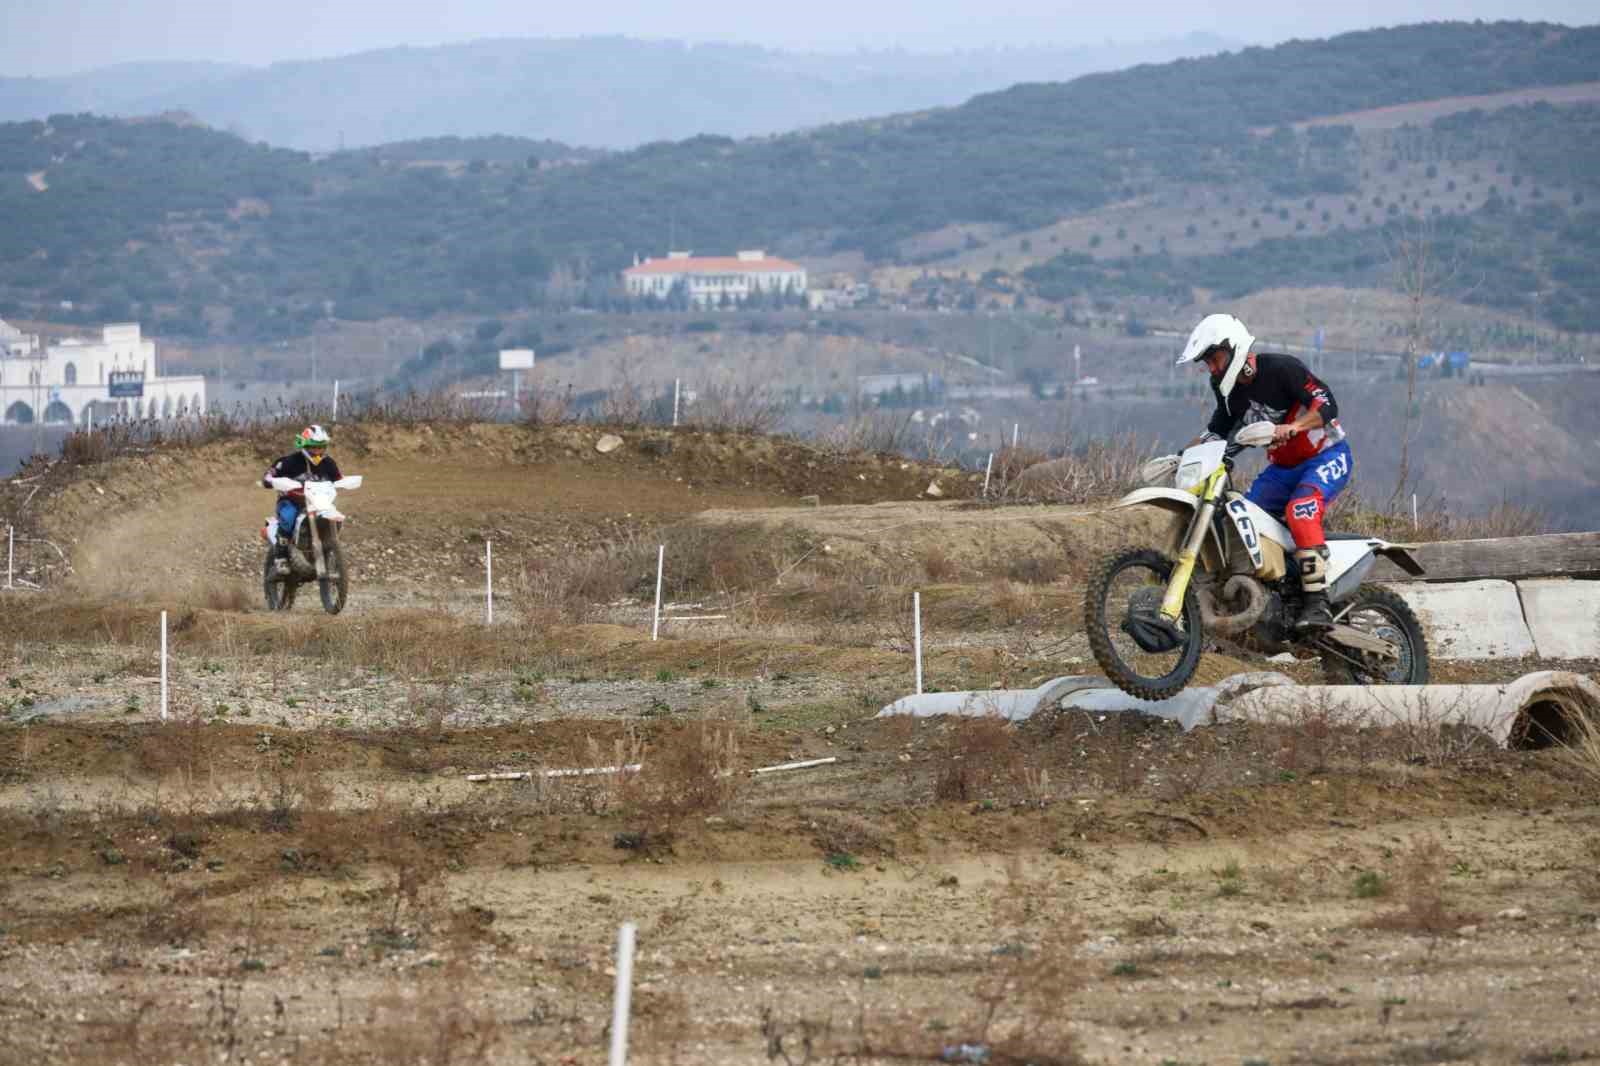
<box><xmin>683</xmin><ymin>381</ymin><xmax>788</xmax><ymax>434</ymax></box>
<box><xmin>1366</xmin><ymin>838</ymin><xmax>1473</xmax><ymax>934</ymax></box>
<box><xmin>932</xmin><ymin>714</ymin><xmax>1051</xmax><ymax>806</ymax></box>
<box><xmin>1330</xmin><ymin>490</ymin><xmax>1549</xmax><ymax>542</ymax></box>
<box><xmin>1560</xmin><ymin>703</ymin><xmax>1600</xmax><ymax>784</ymax></box>
<box><xmin>1000</xmin><ymin>433</ymin><xmax>1150</xmax><ymax>504</ymax></box>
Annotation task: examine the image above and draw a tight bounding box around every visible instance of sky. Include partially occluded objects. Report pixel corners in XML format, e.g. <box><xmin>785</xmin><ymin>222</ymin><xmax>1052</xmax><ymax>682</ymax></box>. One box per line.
<box><xmin>3</xmin><ymin>0</ymin><xmax>1597</xmax><ymax>76</ymax></box>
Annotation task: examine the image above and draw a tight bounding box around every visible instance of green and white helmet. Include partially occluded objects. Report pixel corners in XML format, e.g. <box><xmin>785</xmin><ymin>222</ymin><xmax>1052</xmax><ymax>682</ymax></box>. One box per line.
<box><xmin>295</xmin><ymin>424</ymin><xmax>331</xmax><ymax>454</ymax></box>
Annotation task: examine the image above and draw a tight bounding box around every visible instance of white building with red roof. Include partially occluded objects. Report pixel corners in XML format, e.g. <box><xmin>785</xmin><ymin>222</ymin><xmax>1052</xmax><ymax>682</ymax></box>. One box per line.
<box><xmin>622</xmin><ymin>250</ymin><xmax>806</xmax><ymax>307</ymax></box>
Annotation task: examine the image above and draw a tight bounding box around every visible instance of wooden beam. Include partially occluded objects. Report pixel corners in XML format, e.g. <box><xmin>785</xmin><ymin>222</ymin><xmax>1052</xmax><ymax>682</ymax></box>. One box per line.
<box><xmin>1371</xmin><ymin>531</ymin><xmax>1600</xmax><ymax>584</ymax></box>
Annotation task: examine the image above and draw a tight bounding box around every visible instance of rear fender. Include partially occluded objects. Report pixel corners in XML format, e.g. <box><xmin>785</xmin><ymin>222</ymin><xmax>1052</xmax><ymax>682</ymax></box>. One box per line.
<box><xmin>1109</xmin><ymin>488</ymin><xmax>1227</xmax><ymax>570</ymax></box>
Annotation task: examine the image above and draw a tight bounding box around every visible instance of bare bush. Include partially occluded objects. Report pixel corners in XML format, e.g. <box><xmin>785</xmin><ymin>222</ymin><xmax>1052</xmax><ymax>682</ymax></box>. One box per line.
<box><xmin>1366</xmin><ymin>838</ymin><xmax>1472</xmax><ymax>934</ymax></box>
<box><xmin>813</xmin><ymin>410</ymin><xmax>920</xmax><ymax>457</ymax></box>
<box><xmin>1000</xmin><ymin>433</ymin><xmax>1151</xmax><ymax>504</ymax></box>
<box><xmin>934</xmin><ymin>714</ymin><xmax>1025</xmax><ymax>803</ymax></box>
<box><xmin>1330</xmin><ymin>490</ymin><xmax>1548</xmax><ymax>542</ymax></box>
<box><xmin>684</xmin><ymin>381</ymin><xmax>788</xmax><ymax>434</ymax></box>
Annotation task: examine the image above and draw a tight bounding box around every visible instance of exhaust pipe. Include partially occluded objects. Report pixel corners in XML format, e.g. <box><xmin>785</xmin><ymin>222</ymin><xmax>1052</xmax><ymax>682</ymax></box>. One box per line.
<box><xmin>1199</xmin><ymin>575</ymin><xmax>1268</xmax><ymax>635</ymax></box>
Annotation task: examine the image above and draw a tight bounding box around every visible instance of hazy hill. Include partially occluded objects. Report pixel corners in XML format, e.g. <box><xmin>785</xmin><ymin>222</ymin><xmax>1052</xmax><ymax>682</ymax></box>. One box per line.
<box><xmin>0</xmin><ymin>35</ymin><xmax>1236</xmax><ymax>151</ymax></box>
<box><xmin>0</xmin><ymin>61</ymin><xmax>248</xmax><ymax>119</ymax></box>
<box><xmin>1</xmin><ymin>21</ymin><xmax>1597</xmax><ymax>340</ymax></box>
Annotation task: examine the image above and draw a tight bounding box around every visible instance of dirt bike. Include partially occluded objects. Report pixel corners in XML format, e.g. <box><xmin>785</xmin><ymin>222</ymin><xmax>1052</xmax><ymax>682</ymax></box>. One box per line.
<box><xmin>1084</xmin><ymin>422</ymin><xmax>1430</xmax><ymax>700</ymax></box>
<box><xmin>261</xmin><ymin>475</ymin><xmax>362</xmax><ymax>614</ymax></box>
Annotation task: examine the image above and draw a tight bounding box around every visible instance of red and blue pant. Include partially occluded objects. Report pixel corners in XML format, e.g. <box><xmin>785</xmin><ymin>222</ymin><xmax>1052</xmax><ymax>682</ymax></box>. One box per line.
<box><xmin>1245</xmin><ymin>442</ymin><xmax>1352</xmax><ymax>549</ymax></box>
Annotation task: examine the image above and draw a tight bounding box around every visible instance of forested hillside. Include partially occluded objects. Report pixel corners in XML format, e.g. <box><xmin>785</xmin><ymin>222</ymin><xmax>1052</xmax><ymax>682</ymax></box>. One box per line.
<box><xmin>1</xmin><ymin>21</ymin><xmax>1596</xmax><ymax>340</ymax></box>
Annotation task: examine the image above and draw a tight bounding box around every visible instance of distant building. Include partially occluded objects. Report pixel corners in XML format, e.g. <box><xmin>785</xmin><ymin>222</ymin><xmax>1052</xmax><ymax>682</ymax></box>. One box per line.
<box><xmin>622</xmin><ymin>250</ymin><xmax>806</xmax><ymax>307</ymax></box>
<box><xmin>0</xmin><ymin>321</ymin><xmax>207</xmax><ymax>425</ymax></box>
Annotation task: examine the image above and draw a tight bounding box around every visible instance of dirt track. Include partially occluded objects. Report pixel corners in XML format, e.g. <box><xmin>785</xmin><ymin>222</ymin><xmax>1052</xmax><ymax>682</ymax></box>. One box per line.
<box><xmin>3</xmin><ymin>424</ymin><xmax>1600</xmax><ymax>1064</ymax></box>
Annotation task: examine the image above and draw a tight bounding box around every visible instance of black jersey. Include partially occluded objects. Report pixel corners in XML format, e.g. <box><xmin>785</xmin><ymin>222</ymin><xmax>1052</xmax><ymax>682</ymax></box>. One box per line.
<box><xmin>262</xmin><ymin>451</ymin><xmax>343</xmax><ymax>496</ymax></box>
<box><xmin>1206</xmin><ymin>351</ymin><xmax>1345</xmax><ymax>467</ymax></box>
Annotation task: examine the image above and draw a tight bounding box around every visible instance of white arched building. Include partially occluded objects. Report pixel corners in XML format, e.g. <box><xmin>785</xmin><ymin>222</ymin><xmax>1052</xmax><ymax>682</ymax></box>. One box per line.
<box><xmin>0</xmin><ymin>320</ymin><xmax>206</xmax><ymax>425</ymax></box>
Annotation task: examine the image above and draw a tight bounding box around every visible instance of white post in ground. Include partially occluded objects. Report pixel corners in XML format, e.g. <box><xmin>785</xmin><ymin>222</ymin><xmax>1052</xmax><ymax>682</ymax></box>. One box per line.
<box><xmin>651</xmin><ymin>545</ymin><xmax>665</xmax><ymax>641</ymax></box>
<box><xmin>608</xmin><ymin>921</ymin><xmax>638</xmax><ymax>1066</ymax></box>
<box><xmin>1412</xmin><ymin>493</ymin><xmax>1418</xmax><ymax>531</ymax></box>
<box><xmin>160</xmin><ymin>610</ymin><xmax>169</xmax><ymax>722</ymax></box>
<box><xmin>332</xmin><ymin>379</ymin><xmax>340</xmax><ymax>422</ymax></box>
<box><xmin>87</xmin><ymin>406</ymin><xmax>94</xmax><ymax>434</ymax></box>
<box><xmin>1012</xmin><ymin>422</ymin><xmax>1019</xmax><ymax>449</ymax></box>
<box><xmin>982</xmin><ymin>453</ymin><xmax>993</xmax><ymax>497</ymax></box>
<box><xmin>6</xmin><ymin>526</ymin><xmax>12</xmax><ymax>590</ymax></box>
<box><xmin>485</xmin><ymin>541</ymin><xmax>494</xmax><ymax>625</ymax></box>
<box><xmin>912</xmin><ymin>591</ymin><xmax>924</xmax><ymax>696</ymax></box>
<box><xmin>672</xmin><ymin>378</ymin><xmax>681</xmax><ymax>427</ymax></box>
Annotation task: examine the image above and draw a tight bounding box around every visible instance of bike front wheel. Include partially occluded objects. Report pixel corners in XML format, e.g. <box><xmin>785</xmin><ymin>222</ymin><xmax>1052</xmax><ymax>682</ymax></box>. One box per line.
<box><xmin>1084</xmin><ymin>547</ymin><xmax>1205</xmax><ymax>701</ymax></box>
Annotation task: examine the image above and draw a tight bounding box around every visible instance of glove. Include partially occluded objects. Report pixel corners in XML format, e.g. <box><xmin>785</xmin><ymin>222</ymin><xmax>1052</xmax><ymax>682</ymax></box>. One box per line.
<box><xmin>269</xmin><ymin>477</ymin><xmax>299</xmax><ymax>492</ymax></box>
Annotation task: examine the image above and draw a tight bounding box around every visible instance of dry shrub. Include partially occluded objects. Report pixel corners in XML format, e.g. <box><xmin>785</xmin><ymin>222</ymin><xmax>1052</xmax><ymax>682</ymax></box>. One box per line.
<box><xmin>963</xmin><ymin>860</ymin><xmax>1085</xmax><ymax>1064</ymax></box>
<box><xmin>643</xmin><ymin>712</ymin><xmax>746</xmax><ymax>818</ymax></box>
<box><xmin>1005</xmin><ymin>552</ymin><xmax>1066</xmax><ymax>585</ymax></box>
<box><xmin>659</xmin><ymin>521</ymin><xmax>807</xmax><ymax>599</ymax></box>
<box><xmin>1330</xmin><ymin>490</ymin><xmax>1548</xmax><ymax>543</ymax></box>
<box><xmin>921</xmin><ymin>544</ymin><xmax>958</xmax><ymax>581</ymax></box>
<box><xmin>513</xmin><ymin>538</ymin><xmax>649</xmax><ymax>622</ymax></box>
<box><xmin>985</xmin><ymin>579</ymin><xmax>1039</xmax><ymax>626</ymax></box>
<box><xmin>1367</xmin><ymin>838</ymin><xmax>1472</xmax><ymax>934</ymax></box>
<box><xmin>1001</xmin><ymin>434</ymin><xmax>1149</xmax><ymax>504</ymax></box>
<box><xmin>934</xmin><ymin>714</ymin><xmax>1025</xmax><ymax>803</ymax></box>
<box><xmin>684</xmin><ymin>381</ymin><xmax>787</xmax><ymax>434</ymax></box>
<box><xmin>196</xmin><ymin>582</ymin><xmax>252</xmax><ymax>613</ymax></box>
<box><xmin>1560</xmin><ymin>703</ymin><xmax>1600</xmax><ymax>782</ymax></box>
<box><xmin>808</xmin><ymin>811</ymin><xmax>895</xmax><ymax>860</ymax></box>
<box><xmin>354</xmin><ymin>987</ymin><xmax>502</xmax><ymax>1066</ymax></box>
<box><xmin>813</xmin><ymin>410</ymin><xmax>919</xmax><ymax>457</ymax></box>
<box><xmin>519</xmin><ymin>383</ymin><xmax>577</xmax><ymax>426</ymax></box>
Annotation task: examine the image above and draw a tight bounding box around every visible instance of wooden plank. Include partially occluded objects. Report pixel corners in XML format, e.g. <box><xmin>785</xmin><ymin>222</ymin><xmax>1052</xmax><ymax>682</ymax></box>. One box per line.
<box><xmin>1370</xmin><ymin>531</ymin><xmax>1600</xmax><ymax>583</ymax></box>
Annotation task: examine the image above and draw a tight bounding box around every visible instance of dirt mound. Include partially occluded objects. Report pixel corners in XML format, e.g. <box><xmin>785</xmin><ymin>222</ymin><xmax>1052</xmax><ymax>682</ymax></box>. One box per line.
<box><xmin>17</xmin><ymin>422</ymin><xmax>971</xmax><ymax>596</ymax></box>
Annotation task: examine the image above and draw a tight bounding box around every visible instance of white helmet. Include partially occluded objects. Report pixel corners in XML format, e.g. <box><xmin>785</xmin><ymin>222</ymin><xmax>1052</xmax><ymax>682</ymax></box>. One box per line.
<box><xmin>1177</xmin><ymin>313</ymin><xmax>1255</xmax><ymax>399</ymax></box>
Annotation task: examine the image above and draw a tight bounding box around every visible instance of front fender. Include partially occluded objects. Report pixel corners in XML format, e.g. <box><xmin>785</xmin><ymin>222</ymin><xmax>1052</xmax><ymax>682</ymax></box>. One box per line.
<box><xmin>1107</xmin><ymin>487</ymin><xmax>1227</xmax><ymax>571</ymax></box>
<box><xmin>1110</xmin><ymin>487</ymin><xmax>1202</xmax><ymax>513</ymax></box>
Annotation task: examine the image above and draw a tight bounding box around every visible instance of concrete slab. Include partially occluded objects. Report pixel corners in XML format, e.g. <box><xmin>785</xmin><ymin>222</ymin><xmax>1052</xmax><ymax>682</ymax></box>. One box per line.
<box><xmin>1386</xmin><ymin>579</ymin><xmax>1536</xmax><ymax>661</ymax></box>
<box><xmin>877</xmin><ymin>672</ymin><xmax>1295</xmax><ymax>730</ymax></box>
<box><xmin>1517</xmin><ymin>578</ymin><xmax>1600</xmax><ymax>661</ymax></box>
<box><xmin>1220</xmin><ymin>670</ymin><xmax>1600</xmax><ymax>748</ymax></box>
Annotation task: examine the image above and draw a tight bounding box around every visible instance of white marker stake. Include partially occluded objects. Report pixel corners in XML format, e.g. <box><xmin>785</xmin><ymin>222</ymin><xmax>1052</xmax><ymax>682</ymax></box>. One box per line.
<box><xmin>1412</xmin><ymin>493</ymin><xmax>1418</xmax><ymax>531</ymax></box>
<box><xmin>982</xmin><ymin>453</ymin><xmax>993</xmax><ymax>496</ymax></box>
<box><xmin>672</xmin><ymin>378</ymin><xmax>681</xmax><ymax>427</ymax></box>
<box><xmin>332</xmin><ymin>379</ymin><xmax>340</xmax><ymax>421</ymax></box>
<box><xmin>485</xmin><ymin>541</ymin><xmax>494</xmax><ymax>625</ymax></box>
<box><xmin>609</xmin><ymin>922</ymin><xmax>637</xmax><ymax>1066</ymax></box>
<box><xmin>1012</xmin><ymin>422</ymin><xmax>1019</xmax><ymax>449</ymax></box>
<box><xmin>160</xmin><ymin>610</ymin><xmax>169</xmax><ymax>722</ymax></box>
<box><xmin>651</xmin><ymin>545</ymin><xmax>665</xmax><ymax>641</ymax></box>
<box><xmin>912</xmin><ymin>591</ymin><xmax>924</xmax><ymax>696</ymax></box>
<box><xmin>6</xmin><ymin>526</ymin><xmax>12</xmax><ymax>589</ymax></box>
<box><xmin>87</xmin><ymin>407</ymin><xmax>94</xmax><ymax>434</ymax></box>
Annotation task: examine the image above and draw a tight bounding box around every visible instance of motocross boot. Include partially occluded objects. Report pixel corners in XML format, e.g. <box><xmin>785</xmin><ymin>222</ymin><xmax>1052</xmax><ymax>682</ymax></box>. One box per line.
<box><xmin>1294</xmin><ymin>546</ymin><xmax>1333</xmax><ymax>632</ymax></box>
<box><xmin>273</xmin><ymin>535</ymin><xmax>292</xmax><ymax>576</ymax></box>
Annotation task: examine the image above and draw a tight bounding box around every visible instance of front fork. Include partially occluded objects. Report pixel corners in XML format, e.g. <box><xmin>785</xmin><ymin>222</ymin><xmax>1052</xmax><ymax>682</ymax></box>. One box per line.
<box><xmin>308</xmin><ymin>512</ymin><xmax>327</xmax><ymax>580</ymax></box>
<box><xmin>1159</xmin><ymin>470</ymin><xmax>1226</xmax><ymax>622</ymax></box>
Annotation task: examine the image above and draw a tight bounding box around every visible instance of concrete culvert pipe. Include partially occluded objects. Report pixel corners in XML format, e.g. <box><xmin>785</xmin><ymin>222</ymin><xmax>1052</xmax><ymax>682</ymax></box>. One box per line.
<box><xmin>1218</xmin><ymin>670</ymin><xmax>1600</xmax><ymax>750</ymax></box>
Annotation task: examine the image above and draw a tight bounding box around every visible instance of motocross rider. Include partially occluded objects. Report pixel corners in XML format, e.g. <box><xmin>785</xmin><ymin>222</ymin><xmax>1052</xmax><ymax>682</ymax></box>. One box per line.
<box><xmin>262</xmin><ymin>424</ymin><xmax>342</xmax><ymax>576</ymax></box>
<box><xmin>1178</xmin><ymin>314</ymin><xmax>1352</xmax><ymax>632</ymax></box>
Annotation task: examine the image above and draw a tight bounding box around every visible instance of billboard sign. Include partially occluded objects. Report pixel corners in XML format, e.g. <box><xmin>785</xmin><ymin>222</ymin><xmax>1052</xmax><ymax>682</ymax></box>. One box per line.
<box><xmin>499</xmin><ymin>348</ymin><xmax>535</xmax><ymax>370</ymax></box>
<box><xmin>107</xmin><ymin>370</ymin><xmax>145</xmax><ymax>398</ymax></box>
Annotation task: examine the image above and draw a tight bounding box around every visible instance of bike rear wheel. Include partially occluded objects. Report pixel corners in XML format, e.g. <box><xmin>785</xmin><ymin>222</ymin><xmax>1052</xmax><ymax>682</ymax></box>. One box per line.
<box><xmin>1320</xmin><ymin>585</ymin><xmax>1429</xmax><ymax>685</ymax></box>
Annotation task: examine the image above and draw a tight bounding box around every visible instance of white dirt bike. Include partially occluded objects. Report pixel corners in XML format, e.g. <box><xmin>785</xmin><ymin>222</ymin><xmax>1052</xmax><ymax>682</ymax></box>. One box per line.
<box><xmin>1084</xmin><ymin>423</ymin><xmax>1430</xmax><ymax>700</ymax></box>
<box><xmin>261</xmin><ymin>475</ymin><xmax>362</xmax><ymax>614</ymax></box>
